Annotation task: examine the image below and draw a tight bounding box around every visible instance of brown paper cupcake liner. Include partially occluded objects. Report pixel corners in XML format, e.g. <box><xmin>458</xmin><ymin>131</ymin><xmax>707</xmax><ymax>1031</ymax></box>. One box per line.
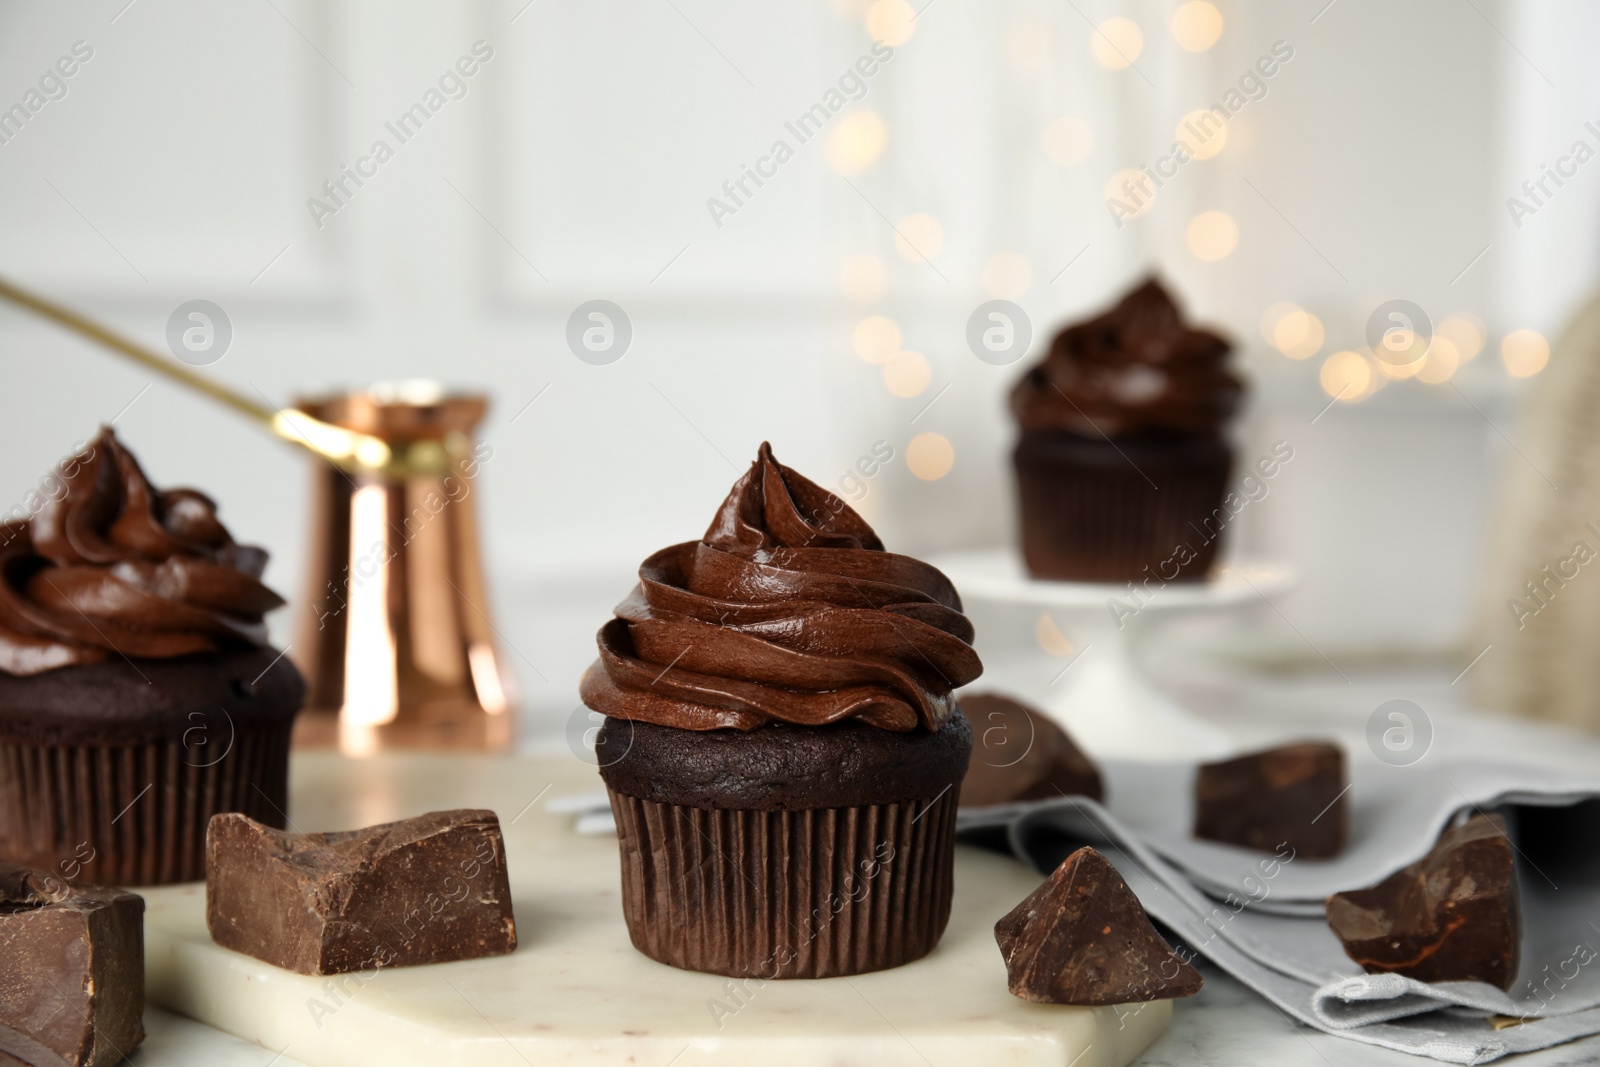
<box><xmin>608</xmin><ymin>788</ymin><xmax>960</xmax><ymax>978</ymax></box>
<box><xmin>1015</xmin><ymin>433</ymin><xmax>1232</xmax><ymax>582</ymax></box>
<box><xmin>0</xmin><ymin>722</ymin><xmax>293</xmax><ymax>886</ymax></box>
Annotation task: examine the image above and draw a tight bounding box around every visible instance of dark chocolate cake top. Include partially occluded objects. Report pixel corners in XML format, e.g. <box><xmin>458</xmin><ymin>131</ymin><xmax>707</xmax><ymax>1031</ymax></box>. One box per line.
<box><xmin>1011</xmin><ymin>277</ymin><xmax>1243</xmax><ymax>437</ymax></box>
<box><xmin>0</xmin><ymin>427</ymin><xmax>284</xmax><ymax>676</ymax></box>
<box><xmin>580</xmin><ymin>442</ymin><xmax>981</xmax><ymax>732</ymax></box>
<box><xmin>598</xmin><ymin>711</ymin><xmax>972</xmax><ymax>808</ymax></box>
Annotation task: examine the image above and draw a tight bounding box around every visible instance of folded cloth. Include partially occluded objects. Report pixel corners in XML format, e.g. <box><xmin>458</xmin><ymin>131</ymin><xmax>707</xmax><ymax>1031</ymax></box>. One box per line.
<box><xmin>957</xmin><ymin>757</ymin><xmax>1600</xmax><ymax>1064</ymax></box>
<box><xmin>1085</xmin><ymin>759</ymin><xmax>1600</xmax><ymax>917</ymax></box>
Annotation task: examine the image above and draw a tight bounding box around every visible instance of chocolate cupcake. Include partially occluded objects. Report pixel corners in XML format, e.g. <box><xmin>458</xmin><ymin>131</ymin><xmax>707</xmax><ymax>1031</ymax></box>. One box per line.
<box><xmin>581</xmin><ymin>443</ymin><xmax>982</xmax><ymax>979</ymax></box>
<box><xmin>0</xmin><ymin>429</ymin><xmax>303</xmax><ymax>886</ymax></box>
<box><xmin>1010</xmin><ymin>278</ymin><xmax>1244</xmax><ymax>582</ymax></box>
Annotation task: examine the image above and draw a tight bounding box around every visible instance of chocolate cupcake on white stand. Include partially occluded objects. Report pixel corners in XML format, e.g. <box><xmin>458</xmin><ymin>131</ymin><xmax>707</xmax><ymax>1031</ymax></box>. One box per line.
<box><xmin>940</xmin><ymin>280</ymin><xmax>1291</xmax><ymax>761</ymax></box>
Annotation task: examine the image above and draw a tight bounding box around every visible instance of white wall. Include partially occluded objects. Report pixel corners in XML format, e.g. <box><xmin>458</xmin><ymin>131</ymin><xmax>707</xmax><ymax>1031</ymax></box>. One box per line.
<box><xmin>1</xmin><ymin>0</ymin><xmax>1596</xmax><ymax>694</ymax></box>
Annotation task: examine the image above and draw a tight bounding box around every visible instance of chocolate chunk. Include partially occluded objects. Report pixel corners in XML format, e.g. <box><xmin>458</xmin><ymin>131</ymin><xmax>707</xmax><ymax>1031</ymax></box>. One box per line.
<box><xmin>0</xmin><ymin>862</ymin><xmax>144</xmax><ymax>1067</ymax></box>
<box><xmin>960</xmin><ymin>693</ymin><xmax>1103</xmax><ymax>807</ymax></box>
<box><xmin>995</xmin><ymin>846</ymin><xmax>1202</xmax><ymax>1005</ymax></box>
<box><xmin>1194</xmin><ymin>741</ymin><xmax>1346</xmax><ymax>857</ymax></box>
<box><xmin>206</xmin><ymin>810</ymin><xmax>517</xmax><ymax>976</ymax></box>
<box><xmin>1326</xmin><ymin>813</ymin><xmax>1521</xmax><ymax>989</ymax></box>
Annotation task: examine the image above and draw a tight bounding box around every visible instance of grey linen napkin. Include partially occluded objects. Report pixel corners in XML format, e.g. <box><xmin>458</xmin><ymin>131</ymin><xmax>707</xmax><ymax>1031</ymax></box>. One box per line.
<box><xmin>957</xmin><ymin>758</ymin><xmax>1600</xmax><ymax>1064</ymax></box>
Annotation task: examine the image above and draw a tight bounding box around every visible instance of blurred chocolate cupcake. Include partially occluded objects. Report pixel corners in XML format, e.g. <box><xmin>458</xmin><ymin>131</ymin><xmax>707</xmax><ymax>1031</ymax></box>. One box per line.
<box><xmin>1010</xmin><ymin>278</ymin><xmax>1244</xmax><ymax>582</ymax></box>
<box><xmin>0</xmin><ymin>428</ymin><xmax>302</xmax><ymax>885</ymax></box>
<box><xmin>581</xmin><ymin>443</ymin><xmax>982</xmax><ymax>979</ymax></box>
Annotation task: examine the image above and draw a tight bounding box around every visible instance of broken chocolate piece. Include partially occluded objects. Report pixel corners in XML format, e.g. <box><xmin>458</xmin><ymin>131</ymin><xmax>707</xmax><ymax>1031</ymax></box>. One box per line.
<box><xmin>1194</xmin><ymin>741</ymin><xmax>1347</xmax><ymax>857</ymax></box>
<box><xmin>1326</xmin><ymin>812</ymin><xmax>1521</xmax><ymax>989</ymax></box>
<box><xmin>960</xmin><ymin>693</ymin><xmax>1104</xmax><ymax>808</ymax></box>
<box><xmin>206</xmin><ymin>809</ymin><xmax>517</xmax><ymax>976</ymax></box>
<box><xmin>0</xmin><ymin>861</ymin><xmax>144</xmax><ymax>1067</ymax></box>
<box><xmin>995</xmin><ymin>846</ymin><xmax>1202</xmax><ymax>1005</ymax></box>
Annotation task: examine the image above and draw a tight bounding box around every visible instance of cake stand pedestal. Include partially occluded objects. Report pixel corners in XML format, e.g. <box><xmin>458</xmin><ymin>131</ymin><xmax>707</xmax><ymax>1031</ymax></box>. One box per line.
<box><xmin>933</xmin><ymin>549</ymin><xmax>1295</xmax><ymax>762</ymax></box>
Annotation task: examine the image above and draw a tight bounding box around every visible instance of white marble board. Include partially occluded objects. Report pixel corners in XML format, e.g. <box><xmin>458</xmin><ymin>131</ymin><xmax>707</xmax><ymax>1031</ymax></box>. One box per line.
<box><xmin>139</xmin><ymin>753</ymin><xmax>1172</xmax><ymax>1067</ymax></box>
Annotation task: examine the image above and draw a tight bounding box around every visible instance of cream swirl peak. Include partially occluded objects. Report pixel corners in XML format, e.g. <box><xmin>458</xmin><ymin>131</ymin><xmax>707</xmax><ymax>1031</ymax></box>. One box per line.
<box><xmin>581</xmin><ymin>442</ymin><xmax>982</xmax><ymax>732</ymax></box>
<box><xmin>0</xmin><ymin>428</ymin><xmax>284</xmax><ymax>676</ymax></box>
<box><xmin>1011</xmin><ymin>277</ymin><xmax>1243</xmax><ymax>437</ymax></box>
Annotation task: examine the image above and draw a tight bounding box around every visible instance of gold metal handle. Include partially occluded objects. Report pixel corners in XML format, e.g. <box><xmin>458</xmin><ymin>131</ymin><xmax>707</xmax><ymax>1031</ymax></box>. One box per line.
<box><xmin>0</xmin><ymin>275</ymin><xmax>459</xmax><ymax>475</ymax></box>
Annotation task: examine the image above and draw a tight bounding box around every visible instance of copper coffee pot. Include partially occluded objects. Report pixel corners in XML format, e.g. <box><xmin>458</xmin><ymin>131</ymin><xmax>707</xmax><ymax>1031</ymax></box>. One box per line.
<box><xmin>290</xmin><ymin>383</ymin><xmax>513</xmax><ymax>754</ymax></box>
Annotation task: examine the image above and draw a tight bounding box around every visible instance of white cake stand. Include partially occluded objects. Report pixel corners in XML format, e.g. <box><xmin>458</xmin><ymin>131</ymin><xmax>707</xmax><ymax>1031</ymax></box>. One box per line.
<box><xmin>933</xmin><ymin>548</ymin><xmax>1296</xmax><ymax>762</ymax></box>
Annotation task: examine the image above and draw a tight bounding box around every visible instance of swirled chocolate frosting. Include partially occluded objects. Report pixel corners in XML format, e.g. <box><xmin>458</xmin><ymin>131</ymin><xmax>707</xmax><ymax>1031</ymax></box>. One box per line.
<box><xmin>0</xmin><ymin>428</ymin><xmax>284</xmax><ymax>676</ymax></box>
<box><xmin>580</xmin><ymin>443</ymin><xmax>982</xmax><ymax>732</ymax></box>
<box><xmin>1011</xmin><ymin>278</ymin><xmax>1243</xmax><ymax>436</ymax></box>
